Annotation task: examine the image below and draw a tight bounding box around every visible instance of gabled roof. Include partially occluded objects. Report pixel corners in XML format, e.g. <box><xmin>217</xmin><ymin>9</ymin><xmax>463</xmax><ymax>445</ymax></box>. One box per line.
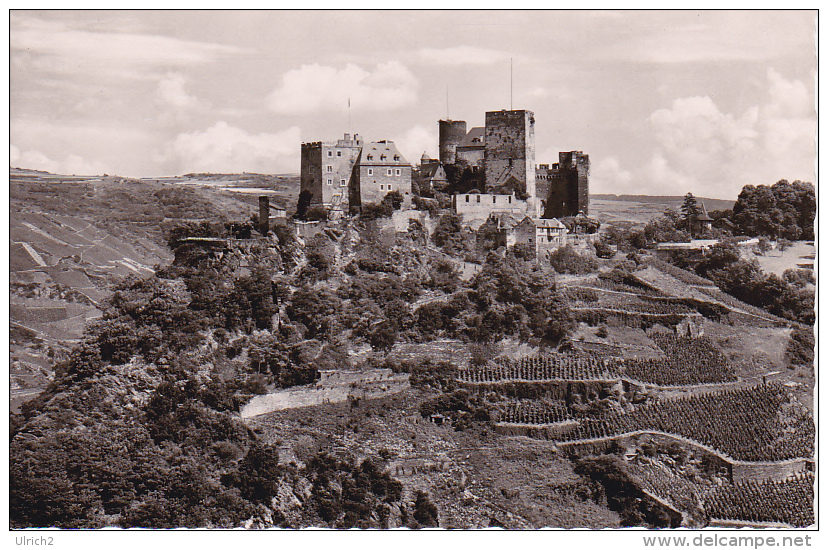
<box><xmin>457</xmin><ymin>127</ymin><xmax>485</xmax><ymax>149</ymax></box>
<box><xmin>359</xmin><ymin>140</ymin><xmax>410</xmax><ymax>166</ymax></box>
<box><xmin>534</xmin><ymin>217</ymin><xmax>567</xmax><ymax>229</ymax></box>
<box><xmin>420</xmin><ymin>163</ymin><xmax>445</xmax><ymax>179</ymax></box>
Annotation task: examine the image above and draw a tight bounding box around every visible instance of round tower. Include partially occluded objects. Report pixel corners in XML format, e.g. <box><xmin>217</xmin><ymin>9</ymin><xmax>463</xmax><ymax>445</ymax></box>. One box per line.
<box><xmin>438</xmin><ymin>119</ymin><xmax>467</xmax><ymax>165</ymax></box>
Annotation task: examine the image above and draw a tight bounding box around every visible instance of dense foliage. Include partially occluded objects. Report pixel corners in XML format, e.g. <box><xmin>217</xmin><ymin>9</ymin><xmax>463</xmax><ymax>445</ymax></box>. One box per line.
<box><xmin>731</xmin><ymin>180</ymin><xmax>815</xmax><ymax>240</ymax></box>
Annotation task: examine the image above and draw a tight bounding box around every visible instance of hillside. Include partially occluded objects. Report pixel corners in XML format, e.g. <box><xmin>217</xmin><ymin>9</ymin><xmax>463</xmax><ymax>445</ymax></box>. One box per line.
<box><xmin>9</xmin><ymin>168</ymin><xmax>297</xmax><ymax>411</ymax></box>
<box><xmin>9</xmin><ymin>169</ymin><xmax>814</xmax><ymax>529</ymax></box>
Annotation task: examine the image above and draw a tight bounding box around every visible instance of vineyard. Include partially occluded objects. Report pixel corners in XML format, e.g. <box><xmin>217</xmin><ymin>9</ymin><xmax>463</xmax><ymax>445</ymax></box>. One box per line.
<box><xmin>574</xmin><ymin>279</ymin><xmax>666</xmax><ymax>297</ymax></box>
<box><xmin>706</xmin><ymin>472</ymin><xmax>814</xmax><ymax>527</ymax></box>
<box><xmin>546</xmin><ymin>384</ymin><xmax>815</xmax><ymax>462</ymax></box>
<box><xmin>626</xmin><ymin>462</ymin><xmax>707</xmax><ymax>516</ymax></box>
<box><xmin>643</xmin><ymin>257</ymin><xmax>717</xmax><ymax>287</ymax></box>
<box><xmin>498</xmin><ymin>400</ymin><xmax>612</xmax><ymax>424</ymax></box>
<box><xmin>621</xmin><ymin>334</ymin><xmax>736</xmax><ymax>386</ymax></box>
<box><xmin>457</xmin><ymin>354</ymin><xmax>623</xmax><ymax>383</ymax></box>
<box><xmin>458</xmin><ymin>334</ymin><xmax>735</xmax><ymax>388</ymax></box>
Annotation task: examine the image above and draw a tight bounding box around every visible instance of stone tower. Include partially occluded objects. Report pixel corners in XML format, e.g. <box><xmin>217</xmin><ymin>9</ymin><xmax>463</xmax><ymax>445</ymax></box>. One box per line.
<box><xmin>438</xmin><ymin>119</ymin><xmax>467</xmax><ymax>165</ymax></box>
<box><xmin>542</xmin><ymin>151</ymin><xmax>589</xmax><ymax>219</ymax></box>
<box><xmin>484</xmin><ymin>109</ymin><xmax>537</xmax><ymax>216</ymax></box>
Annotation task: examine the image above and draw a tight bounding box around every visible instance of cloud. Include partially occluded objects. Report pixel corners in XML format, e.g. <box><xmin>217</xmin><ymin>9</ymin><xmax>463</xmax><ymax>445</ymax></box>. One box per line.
<box><xmin>266</xmin><ymin>62</ymin><xmax>418</xmax><ymax>114</ymax></box>
<box><xmin>156</xmin><ymin>73</ymin><xmax>206</xmax><ymax>110</ymax></box>
<box><xmin>10</xmin><ymin>144</ymin><xmax>106</xmax><ymax>175</ymax></box>
<box><xmin>590</xmin><ymin>156</ymin><xmax>634</xmax><ymax>195</ymax></box>
<box><xmin>614</xmin><ymin>68</ymin><xmax>815</xmax><ymax>198</ymax></box>
<box><xmin>392</xmin><ymin>125</ymin><xmax>438</xmax><ymax>165</ymax></box>
<box><xmin>166</xmin><ymin>122</ymin><xmax>301</xmax><ymax>174</ymax></box>
<box><xmin>416</xmin><ymin>45</ymin><xmax>518</xmax><ymax>66</ymax></box>
<box><xmin>11</xmin><ymin>14</ymin><xmax>251</xmax><ymax>79</ymax></box>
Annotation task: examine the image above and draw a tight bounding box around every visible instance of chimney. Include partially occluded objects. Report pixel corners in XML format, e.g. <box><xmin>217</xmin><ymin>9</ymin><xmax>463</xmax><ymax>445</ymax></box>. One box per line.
<box><xmin>344</xmin><ymin>133</ymin><xmax>350</xmax><ymax>141</ymax></box>
<box><xmin>258</xmin><ymin>196</ymin><xmax>270</xmax><ymax>236</ymax></box>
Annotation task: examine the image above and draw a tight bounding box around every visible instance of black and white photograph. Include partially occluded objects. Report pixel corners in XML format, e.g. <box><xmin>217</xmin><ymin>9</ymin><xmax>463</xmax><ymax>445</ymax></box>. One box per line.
<box><xmin>8</xmin><ymin>8</ymin><xmax>818</xmax><ymax>539</ymax></box>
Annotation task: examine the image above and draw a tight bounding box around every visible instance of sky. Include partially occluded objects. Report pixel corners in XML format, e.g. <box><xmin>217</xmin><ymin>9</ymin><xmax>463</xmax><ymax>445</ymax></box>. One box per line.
<box><xmin>9</xmin><ymin>10</ymin><xmax>817</xmax><ymax>199</ymax></box>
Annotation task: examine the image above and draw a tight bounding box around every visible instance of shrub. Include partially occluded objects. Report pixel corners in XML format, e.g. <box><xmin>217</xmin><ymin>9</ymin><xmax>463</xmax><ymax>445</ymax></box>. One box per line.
<box><xmin>594</xmin><ymin>240</ymin><xmax>615</xmax><ymax>259</ymax></box>
<box><xmin>548</xmin><ymin>245</ymin><xmax>598</xmax><ymax>274</ymax></box>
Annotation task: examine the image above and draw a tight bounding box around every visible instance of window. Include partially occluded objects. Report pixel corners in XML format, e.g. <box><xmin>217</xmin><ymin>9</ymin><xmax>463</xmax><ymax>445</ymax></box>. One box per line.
<box><xmin>340</xmin><ymin>179</ymin><xmax>346</xmax><ymax>187</ymax></box>
<box><xmin>493</xmin><ymin>196</ymin><xmax>497</xmax><ymax>204</ymax></box>
<box><xmin>465</xmin><ymin>196</ymin><xmax>470</xmax><ymax>203</ymax></box>
<box><xmin>508</xmin><ymin>196</ymin><xmax>512</xmax><ymax>204</ymax></box>
<box><xmin>367</xmin><ymin>154</ymin><xmax>373</xmax><ymax>160</ymax></box>
<box><xmin>326</xmin><ymin>165</ymin><xmax>332</xmax><ymax>172</ymax></box>
<box><xmin>380</xmin><ymin>154</ymin><xmax>386</xmax><ymax>160</ymax></box>
<box><xmin>337</xmin><ymin>151</ymin><xmax>342</xmax><ymax>157</ymax></box>
<box><xmin>327</xmin><ymin>179</ymin><xmax>332</xmax><ymax>186</ymax></box>
<box><xmin>380</xmin><ymin>184</ymin><xmax>384</xmax><ymax>190</ymax></box>
<box><xmin>395</xmin><ymin>168</ymin><xmax>401</xmax><ymax>176</ymax></box>
<box><xmin>394</xmin><ymin>155</ymin><xmax>400</xmax><ymax>161</ymax></box>
<box><xmin>388</xmin><ymin>184</ymin><xmax>393</xmax><ymax>191</ymax></box>
<box><xmin>367</xmin><ymin>168</ymin><xmax>373</xmax><ymax>176</ymax></box>
<box><xmin>476</xmin><ymin>195</ymin><xmax>480</xmax><ymax>203</ymax></box>
<box><xmin>387</xmin><ymin>168</ymin><xmax>392</xmax><ymax>176</ymax></box>
<box><xmin>327</xmin><ymin>151</ymin><xmax>332</xmax><ymax>157</ymax></box>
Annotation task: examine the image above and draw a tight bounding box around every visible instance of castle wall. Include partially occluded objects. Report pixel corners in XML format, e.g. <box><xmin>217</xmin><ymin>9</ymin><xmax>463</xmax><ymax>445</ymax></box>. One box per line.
<box><xmin>439</xmin><ymin>120</ymin><xmax>467</xmax><ymax>165</ymax></box>
<box><xmin>453</xmin><ymin>193</ymin><xmax>528</xmax><ymax>228</ymax></box>
<box><xmin>484</xmin><ymin>110</ymin><xmax>537</xmax><ymax>216</ymax></box>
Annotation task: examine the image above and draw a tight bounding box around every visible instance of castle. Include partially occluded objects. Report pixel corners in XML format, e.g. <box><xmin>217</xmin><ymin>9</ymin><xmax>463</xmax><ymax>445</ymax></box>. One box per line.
<box><xmin>300</xmin><ymin>108</ymin><xmax>589</xmax><ymax>228</ymax></box>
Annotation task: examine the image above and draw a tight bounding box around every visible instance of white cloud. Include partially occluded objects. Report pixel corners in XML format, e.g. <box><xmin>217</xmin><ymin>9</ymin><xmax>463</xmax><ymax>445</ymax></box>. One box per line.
<box><xmin>416</xmin><ymin>45</ymin><xmax>518</xmax><ymax>66</ymax></box>
<box><xmin>392</xmin><ymin>125</ymin><xmax>437</xmax><ymax>166</ymax></box>
<box><xmin>618</xmin><ymin>69</ymin><xmax>815</xmax><ymax>198</ymax></box>
<box><xmin>266</xmin><ymin>62</ymin><xmax>418</xmax><ymax>114</ymax></box>
<box><xmin>156</xmin><ymin>73</ymin><xmax>209</xmax><ymax>112</ymax></box>
<box><xmin>10</xmin><ymin>144</ymin><xmax>106</xmax><ymax>175</ymax></box>
<box><xmin>157</xmin><ymin>73</ymin><xmax>201</xmax><ymax>109</ymax></box>
<box><xmin>166</xmin><ymin>122</ymin><xmax>300</xmax><ymax>174</ymax></box>
<box><xmin>12</xmin><ymin>21</ymin><xmax>247</xmax><ymax>67</ymax></box>
<box><xmin>590</xmin><ymin>156</ymin><xmax>634</xmax><ymax>195</ymax></box>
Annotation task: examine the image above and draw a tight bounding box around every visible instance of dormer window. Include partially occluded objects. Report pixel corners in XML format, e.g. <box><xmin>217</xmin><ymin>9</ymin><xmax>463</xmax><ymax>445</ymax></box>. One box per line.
<box><xmin>394</xmin><ymin>155</ymin><xmax>400</xmax><ymax>161</ymax></box>
<box><xmin>367</xmin><ymin>154</ymin><xmax>373</xmax><ymax>160</ymax></box>
<box><xmin>380</xmin><ymin>154</ymin><xmax>387</xmax><ymax>160</ymax></box>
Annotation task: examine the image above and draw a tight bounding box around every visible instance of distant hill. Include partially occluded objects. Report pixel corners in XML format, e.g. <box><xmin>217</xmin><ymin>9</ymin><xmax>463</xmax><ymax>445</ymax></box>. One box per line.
<box><xmin>592</xmin><ymin>194</ymin><xmax>735</xmax><ymax>212</ymax></box>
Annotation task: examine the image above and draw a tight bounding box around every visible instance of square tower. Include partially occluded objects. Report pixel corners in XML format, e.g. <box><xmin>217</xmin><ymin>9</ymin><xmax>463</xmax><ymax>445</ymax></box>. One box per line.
<box><xmin>540</xmin><ymin>151</ymin><xmax>590</xmax><ymax>219</ymax></box>
<box><xmin>484</xmin><ymin>110</ymin><xmax>537</xmax><ymax>216</ymax></box>
<box><xmin>300</xmin><ymin>133</ymin><xmax>362</xmax><ymax>211</ymax></box>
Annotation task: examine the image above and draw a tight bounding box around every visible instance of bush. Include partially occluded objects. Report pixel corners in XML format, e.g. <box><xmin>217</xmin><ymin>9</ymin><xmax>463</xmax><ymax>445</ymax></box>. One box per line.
<box><xmin>412</xmin><ymin>490</ymin><xmax>439</xmax><ymax>527</ymax></box>
<box><xmin>594</xmin><ymin>240</ymin><xmax>615</xmax><ymax>259</ymax></box>
<box><xmin>361</xmin><ymin>202</ymin><xmax>393</xmax><ymax>220</ymax></box>
<box><xmin>548</xmin><ymin>245</ymin><xmax>598</xmax><ymax>274</ymax></box>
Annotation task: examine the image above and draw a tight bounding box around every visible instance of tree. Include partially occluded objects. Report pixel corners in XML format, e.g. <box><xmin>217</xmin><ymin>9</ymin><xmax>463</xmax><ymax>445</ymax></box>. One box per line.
<box><xmin>295</xmin><ymin>189</ymin><xmax>313</xmax><ymax>220</ymax></box>
<box><xmin>681</xmin><ymin>193</ymin><xmax>699</xmax><ymax>236</ymax></box>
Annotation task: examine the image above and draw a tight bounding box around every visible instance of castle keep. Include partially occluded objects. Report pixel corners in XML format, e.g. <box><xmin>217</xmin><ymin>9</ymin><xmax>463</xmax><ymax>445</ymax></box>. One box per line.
<box><xmin>537</xmin><ymin>151</ymin><xmax>590</xmax><ymax>218</ymax></box>
<box><xmin>435</xmin><ymin>108</ymin><xmax>588</xmax><ymax>222</ymax></box>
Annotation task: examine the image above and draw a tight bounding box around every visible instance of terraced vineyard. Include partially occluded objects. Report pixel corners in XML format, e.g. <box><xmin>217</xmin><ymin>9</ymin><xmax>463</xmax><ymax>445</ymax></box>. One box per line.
<box><xmin>544</xmin><ymin>384</ymin><xmax>814</xmax><ymax>462</ymax></box>
<box><xmin>622</xmin><ymin>334</ymin><xmax>736</xmax><ymax>386</ymax></box>
<box><xmin>706</xmin><ymin>472</ymin><xmax>814</xmax><ymax>527</ymax></box>
<box><xmin>457</xmin><ymin>354</ymin><xmax>623</xmax><ymax>383</ymax></box>
<box><xmin>498</xmin><ymin>400</ymin><xmax>611</xmax><ymax>424</ymax></box>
